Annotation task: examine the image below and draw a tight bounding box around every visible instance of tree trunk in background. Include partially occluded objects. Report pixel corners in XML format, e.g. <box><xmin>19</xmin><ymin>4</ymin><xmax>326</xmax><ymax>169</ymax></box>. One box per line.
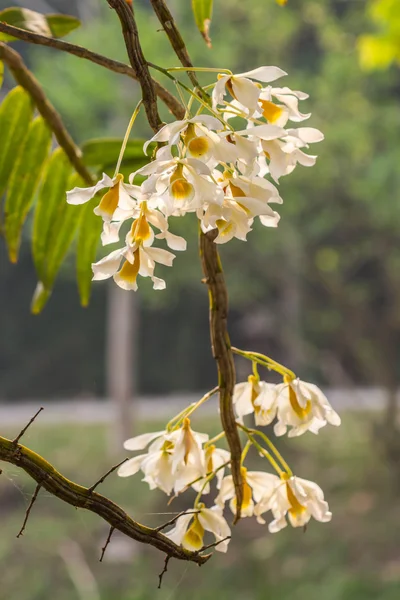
<box><xmin>106</xmin><ymin>284</ymin><xmax>137</xmax><ymax>455</ymax></box>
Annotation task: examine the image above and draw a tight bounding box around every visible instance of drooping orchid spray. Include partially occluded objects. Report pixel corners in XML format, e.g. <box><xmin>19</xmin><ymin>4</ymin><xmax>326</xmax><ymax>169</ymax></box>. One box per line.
<box><xmin>66</xmin><ymin>64</ymin><xmax>339</xmax><ymax>553</ymax></box>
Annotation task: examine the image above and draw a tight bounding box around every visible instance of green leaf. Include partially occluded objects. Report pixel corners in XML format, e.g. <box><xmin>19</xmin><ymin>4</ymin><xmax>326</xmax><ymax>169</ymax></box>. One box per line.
<box><xmin>81</xmin><ymin>137</ymin><xmax>150</xmax><ymax>167</ymax></box>
<box><xmin>32</xmin><ymin>148</ymin><xmax>72</xmax><ymax>281</ymax></box>
<box><xmin>192</xmin><ymin>0</ymin><xmax>213</xmax><ymax>47</ymax></box>
<box><xmin>0</xmin><ymin>61</ymin><xmax>4</xmax><ymax>90</ymax></box>
<box><xmin>0</xmin><ymin>8</ymin><xmax>80</xmax><ymax>41</ymax></box>
<box><xmin>4</xmin><ymin>116</ymin><xmax>52</xmax><ymax>262</ymax></box>
<box><xmin>76</xmin><ymin>198</ymin><xmax>103</xmax><ymax>307</ymax></box>
<box><xmin>0</xmin><ymin>86</ymin><xmax>34</xmax><ymax>198</ymax></box>
<box><xmin>31</xmin><ymin>173</ymin><xmax>85</xmax><ymax>314</ymax></box>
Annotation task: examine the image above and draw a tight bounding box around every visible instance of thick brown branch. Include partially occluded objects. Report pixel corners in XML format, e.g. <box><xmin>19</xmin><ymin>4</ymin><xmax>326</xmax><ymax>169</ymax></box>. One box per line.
<box><xmin>0</xmin><ymin>435</ymin><xmax>210</xmax><ymax>565</ymax></box>
<box><xmin>148</xmin><ymin>0</ymin><xmax>201</xmax><ymax>90</ymax></box>
<box><xmin>0</xmin><ymin>43</ymin><xmax>93</xmax><ymax>185</ymax></box>
<box><xmin>199</xmin><ymin>230</ymin><xmax>243</xmax><ymax>522</ymax></box>
<box><xmin>107</xmin><ymin>0</ymin><xmax>162</xmax><ymax>132</ymax></box>
<box><xmin>0</xmin><ymin>22</ymin><xmax>184</xmax><ymax>120</ymax></box>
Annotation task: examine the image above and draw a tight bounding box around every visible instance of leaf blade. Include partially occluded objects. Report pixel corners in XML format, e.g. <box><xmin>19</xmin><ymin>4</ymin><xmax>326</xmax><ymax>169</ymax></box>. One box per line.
<box><xmin>0</xmin><ymin>8</ymin><xmax>80</xmax><ymax>41</ymax></box>
<box><xmin>192</xmin><ymin>0</ymin><xmax>213</xmax><ymax>47</ymax></box>
<box><xmin>32</xmin><ymin>148</ymin><xmax>72</xmax><ymax>281</ymax></box>
<box><xmin>4</xmin><ymin>116</ymin><xmax>52</xmax><ymax>262</ymax></box>
<box><xmin>0</xmin><ymin>86</ymin><xmax>34</xmax><ymax>197</ymax></box>
<box><xmin>76</xmin><ymin>199</ymin><xmax>103</xmax><ymax>307</ymax></box>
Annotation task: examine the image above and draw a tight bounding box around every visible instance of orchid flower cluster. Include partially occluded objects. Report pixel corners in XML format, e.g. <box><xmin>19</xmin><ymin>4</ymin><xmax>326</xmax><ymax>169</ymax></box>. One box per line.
<box><xmin>115</xmin><ymin>349</ymin><xmax>340</xmax><ymax>553</ymax></box>
<box><xmin>66</xmin><ymin>66</ymin><xmax>323</xmax><ymax>291</ymax></box>
<box><xmin>65</xmin><ymin>66</ymin><xmax>337</xmax><ymax>555</ymax></box>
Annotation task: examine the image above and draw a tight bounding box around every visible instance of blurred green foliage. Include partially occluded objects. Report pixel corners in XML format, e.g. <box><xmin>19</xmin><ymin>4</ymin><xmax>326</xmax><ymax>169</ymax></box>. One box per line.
<box><xmin>358</xmin><ymin>0</ymin><xmax>400</xmax><ymax>70</ymax></box>
<box><xmin>1</xmin><ymin>413</ymin><xmax>399</xmax><ymax>599</ymax></box>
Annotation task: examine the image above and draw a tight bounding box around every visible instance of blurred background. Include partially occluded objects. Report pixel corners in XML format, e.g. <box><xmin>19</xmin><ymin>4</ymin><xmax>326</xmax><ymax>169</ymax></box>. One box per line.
<box><xmin>1</xmin><ymin>0</ymin><xmax>400</xmax><ymax>598</ymax></box>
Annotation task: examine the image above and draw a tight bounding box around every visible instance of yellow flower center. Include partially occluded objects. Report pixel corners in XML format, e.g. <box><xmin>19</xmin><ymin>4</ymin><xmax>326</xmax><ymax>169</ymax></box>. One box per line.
<box><xmin>229</xmin><ymin>182</ymin><xmax>246</xmax><ymax>198</ymax></box>
<box><xmin>183</xmin><ymin>514</ymin><xmax>204</xmax><ymax>551</ymax></box>
<box><xmin>188</xmin><ymin>136</ymin><xmax>210</xmax><ymax>158</ymax></box>
<box><xmin>170</xmin><ymin>164</ymin><xmax>194</xmax><ymax>202</ymax></box>
<box><xmin>118</xmin><ymin>250</ymin><xmax>140</xmax><ymax>285</ymax></box>
<box><xmin>182</xmin><ymin>418</ymin><xmax>195</xmax><ymax>464</ymax></box>
<box><xmin>97</xmin><ymin>174</ymin><xmax>123</xmax><ymax>218</ymax></box>
<box><xmin>216</xmin><ymin>219</ymin><xmax>234</xmax><ymax>237</ymax></box>
<box><xmin>231</xmin><ymin>467</ymin><xmax>253</xmax><ymax>512</ymax></box>
<box><xmin>284</xmin><ymin>376</ymin><xmax>312</xmax><ymax>419</ymax></box>
<box><xmin>205</xmin><ymin>445</ymin><xmax>215</xmax><ymax>473</ymax></box>
<box><xmin>129</xmin><ymin>212</ymin><xmax>151</xmax><ymax>244</ymax></box>
<box><xmin>259</xmin><ymin>100</ymin><xmax>285</xmax><ymax>124</ymax></box>
<box><xmin>286</xmin><ymin>482</ymin><xmax>307</xmax><ymax>519</ymax></box>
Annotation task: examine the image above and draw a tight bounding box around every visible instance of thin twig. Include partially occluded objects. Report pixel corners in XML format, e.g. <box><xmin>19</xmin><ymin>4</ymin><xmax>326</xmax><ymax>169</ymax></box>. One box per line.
<box><xmin>99</xmin><ymin>526</ymin><xmax>115</xmax><ymax>562</ymax></box>
<box><xmin>12</xmin><ymin>407</ymin><xmax>44</xmax><ymax>445</ymax></box>
<box><xmin>198</xmin><ymin>536</ymin><xmax>231</xmax><ymax>553</ymax></box>
<box><xmin>0</xmin><ymin>435</ymin><xmax>210</xmax><ymax>565</ymax></box>
<box><xmin>107</xmin><ymin>0</ymin><xmax>162</xmax><ymax>132</ymax></box>
<box><xmin>155</xmin><ymin>510</ymin><xmax>199</xmax><ymax>533</ymax></box>
<box><xmin>17</xmin><ymin>483</ymin><xmax>41</xmax><ymax>538</ymax></box>
<box><xmin>0</xmin><ymin>22</ymin><xmax>184</xmax><ymax>119</ymax></box>
<box><xmin>158</xmin><ymin>554</ymin><xmax>171</xmax><ymax>589</ymax></box>
<box><xmin>148</xmin><ymin>0</ymin><xmax>202</xmax><ymax>91</ymax></box>
<box><xmin>88</xmin><ymin>459</ymin><xmax>128</xmax><ymax>493</ymax></box>
<box><xmin>0</xmin><ymin>43</ymin><xmax>93</xmax><ymax>185</ymax></box>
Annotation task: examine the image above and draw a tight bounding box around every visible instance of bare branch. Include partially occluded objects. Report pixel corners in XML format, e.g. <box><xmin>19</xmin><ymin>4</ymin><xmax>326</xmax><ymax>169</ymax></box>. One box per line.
<box><xmin>107</xmin><ymin>0</ymin><xmax>162</xmax><ymax>132</ymax></box>
<box><xmin>155</xmin><ymin>510</ymin><xmax>199</xmax><ymax>533</ymax></box>
<box><xmin>148</xmin><ymin>0</ymin><xmax>201</xmax><ymax>91</ymax></box>
<box><xmin>0</xmin><ymin>435</ymin><xmax>210</xmax><ymax>565</ymax></box>
<box><xmin>158</xmin><ymin>554</ymin><xmax>171</xmax><ymax>589</ymax></box>
<box><xmin>17</xmin><ymin>483</ymin><xmax>41</xmax><ymax>538</ymax></box>
<box><xmin>12</xmin><ymin>407</ymin><xmax>43</xmax><ymax>445</ymax></box>
<box><xmin>99</xmin><ymin>526</ymin><xmax>115</xmax><ymax>562</ymax></box>
<box><xmin>0</xmin><ymin>22</ymin><xmax>184</xmax><ymax>120</ymax></box>
<box><xmin>88</xmin><ymin>459</ymin><xmax>128</xmax><ymax>493</ymax></box>
<box><xmin>200</xmin><ymin>230</ymin><xmax>243</xmax><ymax>522</ymax></box>
<box><xmin>0</xmin><ymin>43</ymin><xmax>93</xmax><ymax>184</ymax></box>
<box><xmin>198</xmin><ymin>536</ymin><xmax>231</xmax><ymax>553</ymax></box>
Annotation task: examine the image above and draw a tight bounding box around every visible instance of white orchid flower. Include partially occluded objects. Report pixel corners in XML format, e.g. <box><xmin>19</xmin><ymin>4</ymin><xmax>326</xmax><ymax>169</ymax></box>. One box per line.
<box><xmin>216</xmin><ymin>467</ymin><xmax>278</xmax><ymax>517</ymax></box>
<box><xmin>254</xmin><ymin>474</ymin><xmax>332</xmax><ymax>532</ymax></box>
<box><xmin>233</xmin><ymin>376</ymin><xmax>278</xmax><ymax>426</ymax></box>
<box><xmin>143</xmin><ymin>115</ymin><xmax>223</xmax><ymax>155</ymax></box>
<box><xmin>132</xmin><ymin>155</ymin><xmax>221</xmax><ymax>215</ymax></box>
<box><xmin>66</xmin><ymin>173</ymin><xmax>136</xmax><ymax>222</ymax></box>
<box><xmin>274</xmin><ymin>377</ymin><xmax>341</xmax><ymax>438</ymax></box>
<box><xmin>257</xmin><ymin>85</ymin><xmax>311</xmax><ymax>127</ymax></box>
<box><xmin>118</xmin><ymin>423</ymin><xmax>208</xmax><ymax>495</ymax></box>
<box><xmin>191</xmin><ymin>445</ymin><xmax>231</xmax><ymax>494</ymax></box>
<box><xmin>212</xmin><ymin>66</ymin><xmax>287</xmax><ymax>112</ymax></box>
<box><xmin>165</xmin><ymin>504</ymin><xmax>231</xmax><ymax>553</ymax></box>
<box><xmin>91</xmin><ymin>242</ymin><xmax>175</xmax><ymax>292</ymax></box>
<box><xmin>168</xmin><ymin>417</ymin><xmax>208</xmax><ymax>476</ymax></box>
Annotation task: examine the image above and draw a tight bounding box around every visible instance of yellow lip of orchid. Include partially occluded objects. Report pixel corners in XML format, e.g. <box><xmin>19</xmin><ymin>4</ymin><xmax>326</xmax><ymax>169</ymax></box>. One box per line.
<box><xmin>182</xmin><ymin>514</ymin><xmax>205</xmax><ymax>551</ymax></box>
<box><xmin>117</xmin><ymin>250</ymin><xmax>140</xmax><ymax>285</ymax></box>
<box><xmin>259</xmin><ymin>99</ymin><xmax>285</xmax><ymax>124</ymax></box>
<box><xmin>96</xmin><ymin>173</ymin><xmax>124</xmax><ymax>219</ymax></box>
<box><xmin>284</xmin><ymin>375</ymin><xmax>312</xmax><ymax>419</ymax></box>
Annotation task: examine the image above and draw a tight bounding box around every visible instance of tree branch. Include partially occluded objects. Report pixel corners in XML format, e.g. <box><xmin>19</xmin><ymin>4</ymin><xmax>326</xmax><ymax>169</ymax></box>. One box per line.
<box><xmin>107</xmin><ymin>0</ymin><xmax>162</xmax><ymax>132</ymax></box>
<box><xmin>0</xmin><ymin>435</ymin><xmax>210</xmax><ymax>565</ymax></box>
<box><xmin>0</xmin><ymin>22</ymin><xmax>185</xmax><ymax>120</ymax></box>
<box><xmin>200</xmin><ymin>230</ymin><xmax>243</xmax><ymax>522</ymax></box>
<box><xmin>148</xmin><ymin>0</ymin><xmax>201</xmax><ymax>91</ymax></box>
<box><xmin>0</xmin><ymin>43</ymin><xmax>93</xmax><ymax>185</ymax></box>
